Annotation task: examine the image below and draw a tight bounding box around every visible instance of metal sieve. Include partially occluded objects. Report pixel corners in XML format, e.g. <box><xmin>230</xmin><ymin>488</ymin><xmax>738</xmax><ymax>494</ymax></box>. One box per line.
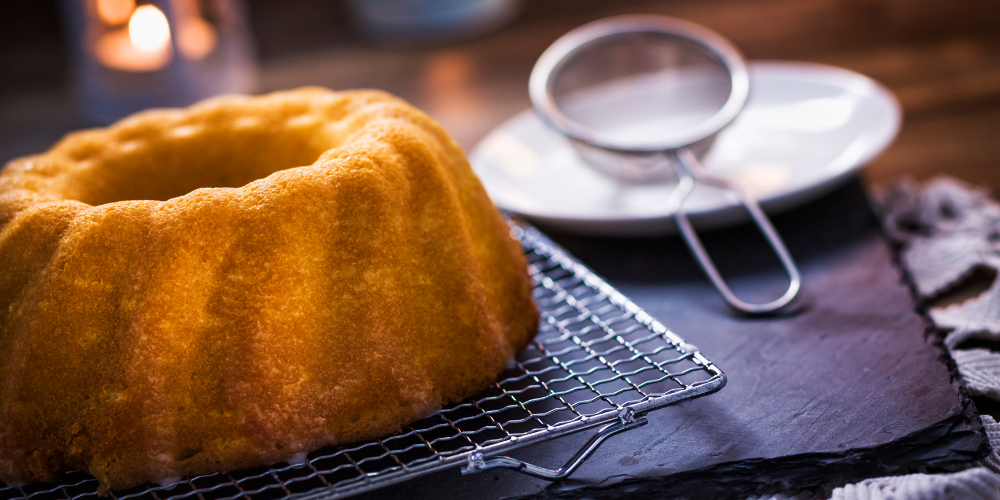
<box><xmin>529</xmin><ymin>15</ymin><xmax>801</xmax><ymax>315</ymax></box>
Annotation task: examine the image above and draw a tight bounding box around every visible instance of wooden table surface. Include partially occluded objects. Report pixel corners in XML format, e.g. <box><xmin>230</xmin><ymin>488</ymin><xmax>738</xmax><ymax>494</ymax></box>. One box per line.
<box><xmin>2</xmin><ymin>0</ymin><xmax>999</xmax><ymax>189</ymax></box>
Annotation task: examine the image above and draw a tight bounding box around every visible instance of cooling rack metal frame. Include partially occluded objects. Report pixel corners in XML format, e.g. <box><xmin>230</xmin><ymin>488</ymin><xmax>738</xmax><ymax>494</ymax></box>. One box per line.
<box><xmin>0</xmin><ymin>220</ymin><xmax>725</xmax><ymax>500</ymax></box>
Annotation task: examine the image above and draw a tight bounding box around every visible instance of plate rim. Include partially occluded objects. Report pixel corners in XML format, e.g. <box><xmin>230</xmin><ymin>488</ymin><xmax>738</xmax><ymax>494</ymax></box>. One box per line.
<box><xmin>470</xmin><ymin>60</ymin><xmax>902</xmax><ymax>235</ymax></box>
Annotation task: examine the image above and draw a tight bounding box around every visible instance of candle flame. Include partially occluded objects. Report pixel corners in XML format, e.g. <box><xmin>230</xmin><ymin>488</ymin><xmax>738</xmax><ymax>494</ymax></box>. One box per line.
<box><xmin>129</xmin><ymin>5</ymin><xmax>171</xmax><ymax>54</ymax></box>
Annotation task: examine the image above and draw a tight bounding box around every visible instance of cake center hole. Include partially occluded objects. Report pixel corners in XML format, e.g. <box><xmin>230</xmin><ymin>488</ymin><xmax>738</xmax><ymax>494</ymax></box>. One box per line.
<box><xmin>68</xmin><ymin>122</ymin><xmax>332</xmax><ymax>205</ymax></box>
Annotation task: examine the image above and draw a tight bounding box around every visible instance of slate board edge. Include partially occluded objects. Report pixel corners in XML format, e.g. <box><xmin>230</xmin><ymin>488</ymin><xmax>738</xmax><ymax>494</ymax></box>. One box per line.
<box><xmin>513</xmin><ymin>408</ymin><xmax>987</xmax><ymax>500</ymax></box>
<box><xmin>877</xmin><ymin>191</ymin><xmax>994</xmax><ymax>467</ymax></box>
<box><xmin>508</xmin><ymin>204</ymin><xmax>991</xmax><ymax>500</ymax></box>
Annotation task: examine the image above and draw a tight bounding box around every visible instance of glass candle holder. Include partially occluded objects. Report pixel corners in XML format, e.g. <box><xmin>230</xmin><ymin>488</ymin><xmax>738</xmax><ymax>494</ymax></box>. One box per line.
<box><xmin>62</xmin><ymin>0</ymin><xmax>258</xmax><ymax>124</ymax></box>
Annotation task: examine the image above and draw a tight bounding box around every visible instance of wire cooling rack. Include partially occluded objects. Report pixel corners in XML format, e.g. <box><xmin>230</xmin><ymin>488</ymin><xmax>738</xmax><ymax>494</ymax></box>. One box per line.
<box><xmin>0</xmin><ymin>220</ymin><xmax>725</xmax><ymax>500</ymax></box>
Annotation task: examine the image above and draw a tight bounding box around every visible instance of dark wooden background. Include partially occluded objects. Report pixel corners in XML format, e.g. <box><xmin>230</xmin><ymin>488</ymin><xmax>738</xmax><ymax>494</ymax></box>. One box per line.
<box><xmin>2</xmin><ymin>0</ymin><xmax>999</xmax><ymax>189</ymax></box>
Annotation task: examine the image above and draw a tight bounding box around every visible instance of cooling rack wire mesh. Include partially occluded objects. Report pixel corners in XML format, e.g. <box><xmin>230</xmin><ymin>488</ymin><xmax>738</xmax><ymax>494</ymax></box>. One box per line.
<box><xmin>0</xmin><ymin>221</ymin><xmax>724</xmax><ymax>500</ymax></box>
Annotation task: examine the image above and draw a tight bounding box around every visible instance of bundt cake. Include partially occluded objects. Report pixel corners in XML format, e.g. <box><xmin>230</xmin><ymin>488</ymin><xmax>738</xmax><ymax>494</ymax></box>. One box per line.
<box><xmin>0</xmin><ymin>87</ymin><xmax>538</xmax><ymax>491</ymax></box>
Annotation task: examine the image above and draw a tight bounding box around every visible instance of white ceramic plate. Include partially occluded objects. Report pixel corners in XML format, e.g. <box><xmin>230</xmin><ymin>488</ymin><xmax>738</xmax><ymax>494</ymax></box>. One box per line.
<box><xmin>469</xmin><ymin>61</ymin><xmax>901</xmax><ymax>236</ymax></box>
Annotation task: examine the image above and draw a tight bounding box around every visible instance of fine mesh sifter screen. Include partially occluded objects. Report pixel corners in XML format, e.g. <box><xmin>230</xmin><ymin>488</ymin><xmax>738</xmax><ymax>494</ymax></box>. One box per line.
<box><xmin>550</xmin><ymin>31</ymin><xmax>733</xmax><ymax>147</ymax></box>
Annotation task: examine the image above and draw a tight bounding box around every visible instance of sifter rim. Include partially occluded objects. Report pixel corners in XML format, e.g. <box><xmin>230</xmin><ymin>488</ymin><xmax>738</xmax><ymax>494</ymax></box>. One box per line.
<box><xmin>529</xmin><ymin>15</ymin><xmax>750</xmax><ymax>153</ymax></box>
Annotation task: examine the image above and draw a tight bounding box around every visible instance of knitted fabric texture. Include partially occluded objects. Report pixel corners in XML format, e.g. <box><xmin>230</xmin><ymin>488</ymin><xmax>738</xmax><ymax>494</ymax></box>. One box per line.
<box><xmin>746</xmin><ymin>178</ymin><xmax>1000</xmax><ymax>500</ymax></box>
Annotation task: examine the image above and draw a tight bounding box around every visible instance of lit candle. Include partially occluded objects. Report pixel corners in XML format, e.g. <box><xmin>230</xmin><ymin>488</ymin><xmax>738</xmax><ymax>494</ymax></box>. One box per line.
<box><xmin>62</xmin><ymin>0</ymin><xmax>257</xmax><ymax>124</ymax></box>
<box><xmin>94</xmin><ymin>4</ymin><xmax>173</xmax><ymax>72</ymax></box>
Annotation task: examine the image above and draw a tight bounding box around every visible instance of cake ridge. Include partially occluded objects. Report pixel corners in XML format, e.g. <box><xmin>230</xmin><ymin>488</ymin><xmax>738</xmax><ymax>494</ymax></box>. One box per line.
<box><xmin>0</xmin><ymin>87</ymin><xmax>538</xmax><ymax>491</ymax></box>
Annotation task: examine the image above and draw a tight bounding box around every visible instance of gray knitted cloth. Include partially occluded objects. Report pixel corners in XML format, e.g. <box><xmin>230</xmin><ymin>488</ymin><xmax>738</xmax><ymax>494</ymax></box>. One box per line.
<box><xmin>882</xmin><ymin>178</ymin><xmax>1000</xmax><ymax>401</ymax></box>
<box><xmin>751</xmin><ymin>178</ymin><xmax>1000</xmax><ymax>500</ymax></box>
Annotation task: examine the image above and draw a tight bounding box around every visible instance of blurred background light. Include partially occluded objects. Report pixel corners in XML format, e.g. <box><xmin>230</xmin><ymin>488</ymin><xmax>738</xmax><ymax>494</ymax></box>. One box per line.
<box><xmin>0</xmin><ymin>0</ymin><xmax>997</xmax><ymax>189</ymax></box>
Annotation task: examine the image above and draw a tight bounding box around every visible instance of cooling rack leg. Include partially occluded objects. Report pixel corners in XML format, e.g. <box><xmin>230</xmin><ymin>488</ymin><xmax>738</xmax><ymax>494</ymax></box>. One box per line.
<box><xmin>461</xmin><ymin>409</ymin><xmax>648</xmax><ymax>481</ymax></box>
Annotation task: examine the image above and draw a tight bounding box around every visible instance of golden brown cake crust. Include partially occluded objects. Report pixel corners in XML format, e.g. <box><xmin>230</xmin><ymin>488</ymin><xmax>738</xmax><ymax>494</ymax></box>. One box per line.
<box><xmin>0</xmin><ymin>88</ymin><xmax>538</xmax><ymax>491</ymax></box>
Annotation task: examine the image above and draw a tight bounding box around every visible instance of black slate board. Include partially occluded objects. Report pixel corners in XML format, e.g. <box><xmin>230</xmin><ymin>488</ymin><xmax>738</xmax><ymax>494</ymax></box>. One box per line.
<box><xmin>356</xmin><ymin>179</ymin><xmax>988</xmax><ymax>500</ymax></box>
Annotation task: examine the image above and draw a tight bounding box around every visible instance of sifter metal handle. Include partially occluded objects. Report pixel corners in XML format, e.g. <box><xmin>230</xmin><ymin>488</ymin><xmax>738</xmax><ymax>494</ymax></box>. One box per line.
<box><xmin>666</xmin><ymin>149</ymin><xmax>801</xmax><ymax>315</ymax></box>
